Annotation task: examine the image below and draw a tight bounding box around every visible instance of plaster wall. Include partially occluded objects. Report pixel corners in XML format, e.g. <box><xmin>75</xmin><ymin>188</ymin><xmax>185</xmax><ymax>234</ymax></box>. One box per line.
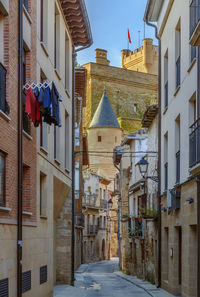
<box><xmin>159</xmin><ymin>0</ymin><xmax>197</xmax><ymax>192</ymax></box>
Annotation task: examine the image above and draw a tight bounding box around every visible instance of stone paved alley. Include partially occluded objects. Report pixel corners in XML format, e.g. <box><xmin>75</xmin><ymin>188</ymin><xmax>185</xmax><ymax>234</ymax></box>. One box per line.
<box><xmin>54</xmin><ymin>259</ymin><xmax>174</xmax><ymax>297</ymax></box>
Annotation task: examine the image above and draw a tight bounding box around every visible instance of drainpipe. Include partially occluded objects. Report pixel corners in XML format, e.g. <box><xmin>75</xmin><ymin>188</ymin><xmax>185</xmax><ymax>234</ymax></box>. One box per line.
<box><xmin>197</xmin><ymin>47</ymin><xmax>200</xmax><ymax>297</ymax></box>
<box><xmin>17</xmin><ymin>0</ymin><xmax>23</xmax><ymax>296</ymax></box>
<box><xmin>71</xmin><ymin>40</ymin><xmax>93</xmax><ymax>285</ymax></box>
<box><xmin>144</xmin><ymin>2</ymin><xmax>161</xmax><ymax>288</ymax></box>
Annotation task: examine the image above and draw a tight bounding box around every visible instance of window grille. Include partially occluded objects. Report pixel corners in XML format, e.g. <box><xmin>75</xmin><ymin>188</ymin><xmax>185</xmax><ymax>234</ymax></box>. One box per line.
<box><xmin>0</xmin><ymin>278</ymin><xmax>8</xmax><ymax>297</ymax></box>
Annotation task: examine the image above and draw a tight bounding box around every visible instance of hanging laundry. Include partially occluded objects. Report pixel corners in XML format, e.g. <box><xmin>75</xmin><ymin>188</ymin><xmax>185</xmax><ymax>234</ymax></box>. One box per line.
<box><xmin>25</xmin><ymin>88</ymin><xmax>41</xmax><ymax>127</ymax></box>
<box><xmin>51</xmin><ymin>82</ymin><xmax>61</xmax><ymax>126</ymax></box>
<box><xmin>24</xmin><ymin>81</ymin><xmax>62</xmax><ymax>127</ymax></box>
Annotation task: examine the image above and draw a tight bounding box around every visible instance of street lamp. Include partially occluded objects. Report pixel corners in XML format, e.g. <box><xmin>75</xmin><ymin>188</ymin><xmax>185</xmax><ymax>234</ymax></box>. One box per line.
<box><xmin>138</xmin><ymin>157</ymin><xmax>148</xmax><ymax>178</ymax></box>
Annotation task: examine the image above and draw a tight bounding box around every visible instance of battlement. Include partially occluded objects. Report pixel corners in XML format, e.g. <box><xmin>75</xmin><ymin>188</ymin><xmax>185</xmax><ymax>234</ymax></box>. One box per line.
<box><xmin>121</xmin><ymin>38</ymin><xmax>158</xmax><ymax>75</ymax></box>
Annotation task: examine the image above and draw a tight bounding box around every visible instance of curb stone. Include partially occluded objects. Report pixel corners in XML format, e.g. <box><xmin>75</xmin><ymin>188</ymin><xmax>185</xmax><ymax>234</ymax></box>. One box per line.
<box><xmin>115</xmin><ymin>271</ymin><xmax>175</xmax><ymax>297</ymax></box>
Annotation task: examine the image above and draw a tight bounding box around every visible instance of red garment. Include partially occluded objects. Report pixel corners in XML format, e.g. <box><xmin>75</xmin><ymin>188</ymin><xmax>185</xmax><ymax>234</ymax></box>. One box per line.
<box><xmin>25</xmin><ymin>88</ymin><xmax>41</xmax><ymax>126</ymax></box>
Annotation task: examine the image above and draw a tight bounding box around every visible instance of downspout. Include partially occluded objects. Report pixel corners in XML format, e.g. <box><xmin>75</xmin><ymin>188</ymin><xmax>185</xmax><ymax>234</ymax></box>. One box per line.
<box><xmin>144</xmin><ymin>1</ymin><xmax>162</xmax><ymax>288</ymax></box>
<box><xmin>71</xmin><ymin>40</ymin><xmax>93</xmax><ymax>285</ymax></box>
<box><xmin>17</xmin><ymin>0</ymin><xmax>23</xmax><ymax>296</ymax></box>
<box><xmin>114</xmin><ymin>156</ymin><xmax>121</xmax><ymax>268</ymax></box>
<box><xmin>197</xmin><ymin>47</ymin><xmax>200</xmax><ymax>297</ymax></box>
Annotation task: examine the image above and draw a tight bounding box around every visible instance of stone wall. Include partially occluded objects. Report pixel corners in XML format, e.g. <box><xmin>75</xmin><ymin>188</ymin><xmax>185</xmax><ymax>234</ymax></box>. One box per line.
<box><xmin>83</xmin><ymin>60</ymin><xmax>158</xmax><ymax>132</ymax></box>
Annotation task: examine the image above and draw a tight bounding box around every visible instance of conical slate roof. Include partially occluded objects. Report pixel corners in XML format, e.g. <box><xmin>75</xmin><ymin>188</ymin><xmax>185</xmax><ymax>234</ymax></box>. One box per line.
<box><xmin>89</xmin><ymin>88</ymin><xmax>120</xmax><ymax>128</ymax></box>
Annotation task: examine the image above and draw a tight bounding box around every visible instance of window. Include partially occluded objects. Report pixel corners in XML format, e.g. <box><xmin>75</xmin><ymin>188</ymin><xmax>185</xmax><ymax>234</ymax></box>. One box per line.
<box><xmin>164</xmin><ymin>50</ymin><xmax>168</xmax><ymax>108</ymax></box>
<box><xmin>65</xmin><ymin>112</ymin><xmax>70</xmax><ymax>170</ymax></box>
<box><xmin>40</xmin><ymin>122</ymin><xmax>48</xmax><ymax>150</ymax></box>
<box><xmin>65</xmin><ymin>33</ymin><xmax>70</xmax><ymax>91</ymax></box>
<box><xmin>0</xmin><ymin>16</ymin><xmax>4</xmax><ymax>64</ymax></box>
<box><xmin>189</xmin><ymin>93</ymin><xmax>197</xmax><ymax>125</ymax></box>
<box><xmin>0</xmin><ymin>63</ymin><xmax>7</xmax><ymax>113</ymax></box>
<box><xmin>99</xmin><ymin>188</ymin><xmax>102</xmax><ymax>200</ymax></box>
<box><xmin>23</xmin><ymin>0</ymin><xmax>29</xmax><ymax>11</ymax></box>
<box><xmin>40</xmin><ymin>0</ymin><xmax>48</xmax><ymax>45</ymax></box>
<box><xmin>0</xmin><ymin>151</ymin><xmax>6</xmax><ymax>206</ymax></box>
<box><xmin>115</xmin><ymin>136</ymin><xmax>117</xmax><ymax>143</ymax></box>
<box><xmin>164</xmin><ymin>133</ymin><xmax>168</xmax><ymax>190</ymax></box>
<box><xmin>54</xmin><ymin>5</ymin><xmax>60</xmax><ymax>71</ymax></box>
<box><xmin>40</xmin><ymin>172</ymin><xmax>47</xmax><ymax>216</ymax></box>
<box><xmin>103</xmin><ymin>189</ymin><xmax>105</xmax><ymax>200</ymax></box>
<box><xmin>133</xmin><ymin>103</ymin><xmax>137</xmax><ymax>113</ymax></box>
<box><xmin>191</xmin><ymin>46</ymin><xmax>196</xmax><ymax>63</ymax></box>
<box><xmin>175</xmin><ymin>20</ymin><xmax>181</xmax><ymax>89</ymax></box>
<box><xmin>23</xmin><ymin>49</ymin><xmax>31</xmax><ymax>135</ymax></box>
<box><xmin>175</xmin><ymin>116</ymin><xmax>180</xmax><ymax>184</ymax></box>
<box><xmin>98</xmin><ymin>136</ymin><xmax>102</xmax><ymax>142</ymax></box>
<box><xmin>54</xmin><ymin>126</ymin><xmax>60</xmax><ymax>162</ymax></box>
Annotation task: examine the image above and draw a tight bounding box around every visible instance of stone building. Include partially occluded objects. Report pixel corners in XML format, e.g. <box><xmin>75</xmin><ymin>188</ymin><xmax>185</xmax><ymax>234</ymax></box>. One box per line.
<box><xmin>114</xmin><ymin>113</ymin><xmax>158</xmax><ymax>284</ymax></box>
<box><xmin>74</xmin><ymin>67</ymin><xmax>87</xmax><ymax>271</ymax></box>
<box><xmin>82</xmin><ymin>41</ymin><xmax>158</xmax><ymax>132</ymax></box>
<box><xmin>145</xmin><ymin>0</ymin><xmax>199</xmax><ymax>295</ymax></box>
<box><xmin>82</xmin><ymin>170</ymin><xmax>110</xmax><ymax>263</ymax></box>
<box><xmin>0</xmin><ymin>0</ymin><xmax>92</xmax><ymax>296</ymax></box>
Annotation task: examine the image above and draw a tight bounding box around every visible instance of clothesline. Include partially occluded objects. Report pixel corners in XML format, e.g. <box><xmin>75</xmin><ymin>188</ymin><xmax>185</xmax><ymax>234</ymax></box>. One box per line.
<box><xmin>23</xmin><ymin>81</ymin><xmax>54</xmax><ymax>91</ymax></box>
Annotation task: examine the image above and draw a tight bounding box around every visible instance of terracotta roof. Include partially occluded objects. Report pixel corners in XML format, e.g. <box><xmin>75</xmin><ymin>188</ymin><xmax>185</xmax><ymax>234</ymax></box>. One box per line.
<box><xmin>59</xmin><ymin>0</ymin><xmax>93</xmax><ymax>47</ymax></box>
<box><xmin>142</xmin><ymin>104</ymin><xmax>158</xmax><ymax>128</ymax></box>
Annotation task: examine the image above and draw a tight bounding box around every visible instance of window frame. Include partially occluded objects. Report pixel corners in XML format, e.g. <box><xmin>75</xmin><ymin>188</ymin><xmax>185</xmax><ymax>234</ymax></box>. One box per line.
<box><xmin>0</xmin><ymin>151</ymin><xmax>6</xmax><ymax>207</ymax></box>
<box><xmin>0</xmin><ymin>62</ymin><xmax>7</xmax><ymax>114</ymax></box>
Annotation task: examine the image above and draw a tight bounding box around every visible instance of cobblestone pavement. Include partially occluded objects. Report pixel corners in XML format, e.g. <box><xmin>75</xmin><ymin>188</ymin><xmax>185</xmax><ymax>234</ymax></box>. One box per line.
<box><xmin>74</xmin><ymin>259</ymin><xmax>150</xmax><ymax>297</ymax></box>
<box><xmin>54</xmin><ymin>259</ymin><xmax>175</xmax><ymax>297</ymax></box>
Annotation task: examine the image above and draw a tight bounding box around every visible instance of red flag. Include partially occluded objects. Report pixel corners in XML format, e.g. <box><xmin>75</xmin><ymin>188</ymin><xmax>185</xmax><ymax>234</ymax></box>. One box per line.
<box><xmin>128</xmin><ymin>29</ymin><xmax>131</xmax><ymax>44</ymax></box>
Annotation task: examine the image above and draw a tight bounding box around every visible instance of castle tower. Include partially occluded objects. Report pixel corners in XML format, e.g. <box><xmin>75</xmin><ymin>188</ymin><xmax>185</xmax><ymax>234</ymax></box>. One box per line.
<box><xmin>121</xmin><ymin>38</ymin><xmax>158</xmax><ymax>75</ymax></box>
<box><xmin>87</xmin><ymin>88</ymin><xmax>122</xmax><ymax>180</ymax></box>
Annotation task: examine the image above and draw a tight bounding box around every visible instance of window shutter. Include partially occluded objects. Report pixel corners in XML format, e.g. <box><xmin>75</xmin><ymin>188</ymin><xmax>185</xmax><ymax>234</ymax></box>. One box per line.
<box><xmin>0</xmin><ymin>63</ymin><xmax>7</xmax><ymax>113</ymax></box>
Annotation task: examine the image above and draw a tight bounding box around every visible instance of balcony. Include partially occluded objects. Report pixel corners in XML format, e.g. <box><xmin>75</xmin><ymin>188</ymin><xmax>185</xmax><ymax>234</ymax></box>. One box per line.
<box><xmin>176</xmin><ymin>151</ymin><xmax>180</xmax><ymax>184</ymax></box>
<box><xmin>190</xmin><ymin>0</ymin><xmax>200</xmax><ymax>46</ymax></box>
<box><xmin>189</xmin><ymin>118</ymin><xmax>200</xmax><ymax>171</ymax></box>
<box><xmin>87</xmin><ymin>225</ymin><xmax>98</xmax><ymax>236</ymax></box>
<box><xmin>82</xmin><ymin>194</ymin><xmax>97</xmax><ymax>208</ymax></box>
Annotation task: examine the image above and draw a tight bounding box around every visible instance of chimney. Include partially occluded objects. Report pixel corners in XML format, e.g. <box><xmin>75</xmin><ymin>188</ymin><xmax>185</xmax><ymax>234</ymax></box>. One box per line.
<box><xmin>95</xmin><ymin>49</ymin><xmax>110</xmax><ymax>65</ymax></box>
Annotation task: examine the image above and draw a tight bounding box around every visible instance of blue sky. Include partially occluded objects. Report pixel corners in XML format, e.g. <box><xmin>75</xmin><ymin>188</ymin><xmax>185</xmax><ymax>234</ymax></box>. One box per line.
<box><xmin>77</xmin><ymin>0</ymin><xmax>158</xmax><ymax>67</ymax></box>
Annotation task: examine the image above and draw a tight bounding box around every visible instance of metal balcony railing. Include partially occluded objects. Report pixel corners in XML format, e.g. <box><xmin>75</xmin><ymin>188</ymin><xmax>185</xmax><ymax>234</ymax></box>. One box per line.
<box><xmin>87</xmin><ymin>225</ymin><xmax>98</xmax><ymax>235</ymax></box>
<box><xmin>176</xmin><ymin>151</ymin><xmax>180</xmax><ymax>184</ymax></box>
<box><xmin>189</xmin><ymin>118</ymin><xmax>200</xmax><ymax>167</ymax></box>
<box><xmin>190</xmin><ymin>0</ymin><xmax>200</xmax><ymax>38</ymax></box>
<box><xmin>176</xmin><ymin>56</ymin><xmax>180</xmax><ymax>89</ymax></box>
<box><xmin>83</xmin><ymin>194</ymin><xmax>97</xmax><ymax>207</ymax></box>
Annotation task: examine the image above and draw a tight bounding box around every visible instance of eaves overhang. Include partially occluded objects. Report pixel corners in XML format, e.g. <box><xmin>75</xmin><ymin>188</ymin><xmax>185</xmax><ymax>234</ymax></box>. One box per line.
<box><xmin>59</xmin><ymin>0</ymin><xmax>93</xmax><ymax>47</ymax></box>
<box><xmin>144</xmin><ymin>0</ymin><xmax>163</xmax><ymax>22</ymax></box>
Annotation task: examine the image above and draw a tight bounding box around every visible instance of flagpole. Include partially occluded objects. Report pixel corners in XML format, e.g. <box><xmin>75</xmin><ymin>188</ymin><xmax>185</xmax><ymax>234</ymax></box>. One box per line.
<box><xmin>127</xmin><ymin>28</ymin><xmax>129</xmax><ymax>50</ymax></box>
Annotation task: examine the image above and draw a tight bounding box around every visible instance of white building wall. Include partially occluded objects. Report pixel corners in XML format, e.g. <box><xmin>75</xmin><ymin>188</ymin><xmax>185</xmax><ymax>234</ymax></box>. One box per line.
<box><xmin>159</xmin><ymin>0</ymin><xmax>197</xmax><ymax>192</ymax></box>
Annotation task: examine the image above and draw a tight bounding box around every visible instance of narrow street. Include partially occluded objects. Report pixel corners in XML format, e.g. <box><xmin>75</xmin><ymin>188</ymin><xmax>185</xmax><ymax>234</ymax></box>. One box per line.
<box><xmin>74</xmin><ymin>259</ymin><xmax>150</xmax><ymax>297</ymax></box>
